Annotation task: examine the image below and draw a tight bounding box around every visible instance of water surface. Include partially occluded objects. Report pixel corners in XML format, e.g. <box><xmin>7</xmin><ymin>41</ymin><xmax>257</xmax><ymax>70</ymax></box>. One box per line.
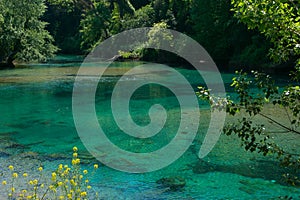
<box><xmin>0</xmin><ymin>61</ymin><xmax>299</xmax><ymax>199</ymax></box>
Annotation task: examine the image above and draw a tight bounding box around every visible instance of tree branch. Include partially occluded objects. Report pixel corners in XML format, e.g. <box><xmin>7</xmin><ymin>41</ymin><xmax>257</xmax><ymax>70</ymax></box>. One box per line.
<box><xmin>259</xmin><ymin>112</ymin><xmax>300</xmax><ymax>135</ymax></box>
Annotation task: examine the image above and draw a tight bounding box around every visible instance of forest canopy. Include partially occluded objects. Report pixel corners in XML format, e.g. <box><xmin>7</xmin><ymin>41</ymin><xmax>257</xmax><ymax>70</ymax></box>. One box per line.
<box><xmin>44</xmin><ymin>0</ymin><xmax>274</xmax><ymax>70</ymax></box>
<box><xmin>0</xmin><ymin>0</ymin><xmax>299</xmax><ymax>72</ymax></box>
<box><xmin>0</xmin><ymin>0</ymin><xmax>57</xmax><ymax>68</ymax></box>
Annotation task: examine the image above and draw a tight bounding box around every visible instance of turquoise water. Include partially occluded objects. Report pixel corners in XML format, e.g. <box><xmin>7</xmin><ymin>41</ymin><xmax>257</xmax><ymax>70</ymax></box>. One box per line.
<box><xmin>0</xmin><ymin>62</ymin><xmax>299</xmax><ymax>199</ymax></box>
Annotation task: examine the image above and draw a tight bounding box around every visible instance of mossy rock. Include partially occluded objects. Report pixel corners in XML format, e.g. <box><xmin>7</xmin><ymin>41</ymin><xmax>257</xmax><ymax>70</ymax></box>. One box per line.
<box><xmin>156</xmin><ymin>176</ymin><xmax>186</xmax><ymax>191</ymax></box>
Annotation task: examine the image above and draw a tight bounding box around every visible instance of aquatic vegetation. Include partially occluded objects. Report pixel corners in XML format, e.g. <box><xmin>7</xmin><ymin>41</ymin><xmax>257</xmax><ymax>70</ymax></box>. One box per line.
<box><xmin>1</xmin><ymin>147</ymin><xmax>99</xmax><ymax>200</ymax></box>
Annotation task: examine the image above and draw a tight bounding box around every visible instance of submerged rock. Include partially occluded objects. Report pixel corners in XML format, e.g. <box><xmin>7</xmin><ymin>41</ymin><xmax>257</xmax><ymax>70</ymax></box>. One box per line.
<box><xmin>192</xmin><ymin>159</ymin><xmax>296</xmax><ymax>185</ymax></box>
<box><xmin>156</xmin><ymin>176</ymin><xmax>186</xmax><ymax>191</ymax></box>
<box><xmin>0</xmin><ymin>149</ymin><xmax>10</xmax><ymax>157</ymax></box>
<box><xmin>19</xmin><ymin>151</ymin><xmax>40</xmax><ymax>160</ymax></box>
<box><xmin>192</xmin><ymin>160</ymin><xmax>216</xmax><ymax>174</ymax></box>
<box><xmin>4</xmin><ymin>142</ymin><xmax>28</xmax><ymax>150</ymax></box>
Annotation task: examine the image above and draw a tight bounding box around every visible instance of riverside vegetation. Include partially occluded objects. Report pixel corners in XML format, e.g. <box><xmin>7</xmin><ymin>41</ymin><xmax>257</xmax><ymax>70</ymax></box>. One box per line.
<box><xmin>1</xmin><ymin>147</ymin><xmax>99</xmax><ymax>200</ymax></box>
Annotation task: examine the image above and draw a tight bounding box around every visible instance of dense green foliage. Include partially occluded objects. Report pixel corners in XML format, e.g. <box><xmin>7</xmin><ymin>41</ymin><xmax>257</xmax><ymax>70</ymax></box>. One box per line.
<box><xmin>1</xmin><ymin>0</ymin><xmax>297</xmax><ymax>70</ymax></box>
<box><xmin>0</xmin><ymin>0</ymin><xmax>57</xmax><ymax>68</ymax></box>
<box><xmin>231</xmin><ymin>0</ymin><xmax>300</xmax><ymax>81</ymax></box>
<box><xmin>232</xmin><ymin>0</ymin><xmax>300</xmax><ymax>65</ymax></box>
<box><xmin>198</xmin><ymin>0</ymin><xmax>300</xmax><ymax>185</ymax></box>
<box><xmin>43</xmin><ymin>0</ymin><xmax>274</xmax><ymax>69</ymax></box>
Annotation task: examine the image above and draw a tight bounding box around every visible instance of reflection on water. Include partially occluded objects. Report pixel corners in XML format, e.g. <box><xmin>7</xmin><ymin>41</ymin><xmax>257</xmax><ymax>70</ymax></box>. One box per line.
<box><xmin>0</xmin><ymin>62</ymin><xmax>299</xmax><ymax>199</ymax></box>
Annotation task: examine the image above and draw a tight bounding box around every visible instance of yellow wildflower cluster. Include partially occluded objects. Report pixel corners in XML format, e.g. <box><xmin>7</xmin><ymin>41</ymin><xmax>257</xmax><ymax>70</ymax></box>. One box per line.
<box><xmin>1</xmin><ymin>147</ymin><xmax>99</xmax><ymax>200</ymax></box>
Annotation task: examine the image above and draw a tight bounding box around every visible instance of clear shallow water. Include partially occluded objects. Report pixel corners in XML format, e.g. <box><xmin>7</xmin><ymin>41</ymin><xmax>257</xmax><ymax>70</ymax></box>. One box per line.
<box><xmin>0</xmin><ymin>62</ymin><xmax>299</xmax><ymax>199</ymax></box>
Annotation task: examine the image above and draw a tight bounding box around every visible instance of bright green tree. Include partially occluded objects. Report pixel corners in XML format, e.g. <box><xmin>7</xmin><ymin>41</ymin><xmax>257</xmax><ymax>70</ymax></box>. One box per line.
<box><xmin>122</xmin><ymin>4</ymin><xmax>156</xmax><ymax>30</ymax></box>
<box><xmin>231</xmin><ymin>0</ymin><xmax>300</xmax><ymax>76</ymax></box>
<box><xmin>0</xmin><ymin>0</ymin><xmax>57</xmax><ymax>68</ymax></box>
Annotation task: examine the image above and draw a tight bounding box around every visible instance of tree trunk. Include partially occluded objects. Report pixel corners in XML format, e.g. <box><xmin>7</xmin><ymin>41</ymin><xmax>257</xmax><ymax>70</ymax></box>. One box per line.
<box><xmin>0</xmin><ymin>61</ymin><xmax>15</xmax><ymax>69</ymax></box>
<box><xmin>6</xmin><ymin>53</ymin><xmax>15</xmax><ymax>68</ymax></box>
<box><xmin>0</xmin><ymin>51</ymin><xmax>17</xmax><ymax>69</ymax></box>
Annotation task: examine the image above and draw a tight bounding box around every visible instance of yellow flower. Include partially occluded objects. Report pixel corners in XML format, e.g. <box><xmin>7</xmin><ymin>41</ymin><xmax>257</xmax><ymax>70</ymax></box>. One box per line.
<box><xmin>80</xmin><ymin>191</ymin><xmax>87</xmax><ymax>197</ymax></box>
<box><xmin>22</xmin><ymin>189</ymin><xmax>27</xmax><ymax>193</ymax></box>
<box><xmin>2</xmin><ymin>180</ymin><xmax>7</xmax><ymax>185</ymax></box>
<box><xmin>23</xmin><ymin>173</ymin><xmax>28</xmax><ymax>177</ymax></box>
<box><xmin>59</xmin><ymin>196</ymin><xmax>64</xmax><ymax>200</ymax></box>
<box><xmin>87</xmin><ymin>185</ymin><xmax>92</xmax><ymax>189</ymax></box>
<box><xmin>73</xmin><ymin>153</ymin><xmax>78</xmax><ymax>158</ymax></box>
<box><xmin>73</xmin><ymin>146</ymin><xmax>78</xmax><ymax>152</ymax></box>
<box><xmin>85</xmin><ymin>179</ymin><xmax>89</xmax><ymax>183</ymax></box>
<box><xmin>12</xmin><ymin>173</ymin><xmax>18</xmax><ymax>178</ymax></box>
<box><xmin>50</xmin><ymin>186</ymin><xmax>56</xmax><ymax>192</ymax></box>
<box><xmin>94</xmin><ymin>164</ymin><xmax>99</xmax><ymax>169</ymax></box>
<box><xmin>83</xmin><ymin>169</ymin><xmax>88</xmax><ymax>175</ymax></box>
<box><xmin>11</xmin><ymin>187</ymin><xmax>15</xmax><ymax>192</ymax></box>
<box><xmin>52</xmin><ymin>172</ymin><xmax>57</xmax><ymax>181</ymax></box>
<box><xmin>70</xmin><ymin>179</ymin><xmax>76</xmax><ymax>186</ymax></box>
<box><xmin>57</xmin><ymin>181</ymin><xmax>63</xmax><ymax>186</ymax></box>
<box><xmin>67</xmin><ymin>193</ymin><xmax>72</xmax><ymax>199</ymax></box>
<box><xmin>8</xmin><ymin>165</ymin><xmax>14</xmax><ymax>171</ymax></box>
<box><xmin>58</xmin><ymin>164</ymin><xmax>63</xmax><ymax>170</ymax></box>
<box><xmin>33</xmin><ymin>179</ymin><xmax>38</xmax><ymax>185</ymax></box>
<box><xmin>79</xmin><ymin>175</ymin><xmax>83</xmax><ymax>179</ymax></box>
<box><xmin>29</xmin><ymin>180</ymin><xmax>34</xmax><ymax>185</ymax></box>
<box><xmin>38</xmin><ymin>167</ymin><xmax>43</xmax><ymax>172</ymax></box>
<box><xmin>41</xmin><ymin>184</ymin><xmax>44</xmax><ymax>188</ymax></box>
<box><xmin>64</xmin><ymin>169</ymin><xmax>70</xmax><ymax>176</ymax></box>
<box><xmin>72</xmin><ymin>158</ymin><xmax>80</xmax><ymax>165</ymax></box>
<box><xmin>27</xmin><ymin>196</ymin><xmax>32</xmax><ymax>199</ymax></box>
